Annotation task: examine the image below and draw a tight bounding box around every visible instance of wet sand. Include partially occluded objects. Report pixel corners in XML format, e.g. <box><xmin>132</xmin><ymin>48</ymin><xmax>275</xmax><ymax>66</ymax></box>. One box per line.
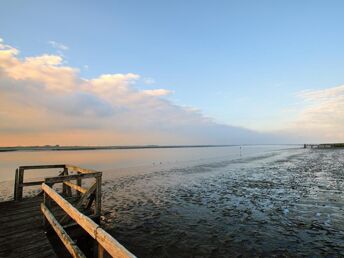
<box><xmin>0</xmin><ymin>146</ymin><xmax>343</xmax><ymax>257</ymax></box>
<box><xmin>101</xmin><ymin>148</ymin><xmax>344</xmax><ymax>257</ymax></box>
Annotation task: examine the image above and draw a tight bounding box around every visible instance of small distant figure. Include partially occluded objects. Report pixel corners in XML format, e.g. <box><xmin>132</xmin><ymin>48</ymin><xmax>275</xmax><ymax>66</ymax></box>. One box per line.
<box><xmin>240</xmin><ymin>146</ymin><xmax>242</xmax><ymax>156</ymax></box>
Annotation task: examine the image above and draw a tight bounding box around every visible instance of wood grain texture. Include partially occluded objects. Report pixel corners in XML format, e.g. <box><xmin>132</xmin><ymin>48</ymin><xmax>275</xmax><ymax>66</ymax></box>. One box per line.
<box><xmin>42</xmin><ymin>183</ymin><xmax>136</xmax><ymax>258</ymax></box>
<box><xmin>0</xmin><ymin>196</ymin><xmax>57</xmax><ymax>258</ymax></box>
<box><xmin>41</xmin><ymin>203</ymin><xmax>86</xmax><ymax>258</ymax></box>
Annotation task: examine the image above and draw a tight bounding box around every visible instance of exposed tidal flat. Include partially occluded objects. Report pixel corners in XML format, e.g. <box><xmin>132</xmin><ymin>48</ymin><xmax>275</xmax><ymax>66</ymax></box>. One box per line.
<box><xmin>0</xmin><ymin>146</ymin><xmax>343</xmax><ymax>257</ymax></box>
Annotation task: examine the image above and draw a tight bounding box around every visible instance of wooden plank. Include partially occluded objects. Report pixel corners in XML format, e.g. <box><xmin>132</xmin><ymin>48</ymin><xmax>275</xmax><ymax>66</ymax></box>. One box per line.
<box><xmin>64</xmin><ymin>181</ymin><xmax>87</xmax><ymax>194</ymax></box>
<box><xmin>0</xmin><ymin>226</ymin><xmax>42</xmax><ymax>240</ymax></box>
<box><xmin>41</xmin><ymin>203</ymin><xmax>86</xmax><ymax>258</ymax></box>
<box><xmin>65</xmin><ymin>165</ymin><xmax>97</xmax><ymax>174</ymax></box>
<box><xmin>95</xmin><ymin>174</ymin><xmax>102</xmax><ymax>216</ymax></box>
<box><xmin>0</xmin><ymin>207</ymin><xmax>41</xmax><ymax>222</ymax></box>
<box><xmin>0</xmin><ymin>197</ymin><xmax>42</xmax><ymax>210</ymax></box>
<box><xmin>0</xmin><ymin>230</ymin><xmax>47</xmax><ymax>248</ymax></box>
<box><xmin>2</xmin><ymin>240</ymin><xmax>55</xmax><ymax>257</ymax></box>
<box><xmin>25</xmin><ymin>248</ymin><xmax>57</xmax><ymax>258</ymax></box>
<box><xmin>19</xmin><ymin>164</ymin><xmax>66</xmax><ymax>170</ymax></box>
<box><xmin>0</xmin><ymin>215</ymin><xmax>42</xmax><ymax>232</ymax></box>
<box><xmin>21</xmin><ymin>180</ymin><xmax>45</xmax><ymax>187</ymax></box>
<box><xmin>0</xmin><ymin>236</ymin><xmax>46</xmax><ymax>249</ymax></box>
<box><xmin>59</xmin><ymin>183</ymin><xmax>97</xmax><ymax>224</ymax></box>
<box><xmin>42</xmin><ymin>183</ymin><xmax>136</xmax><ymax>258</ymax></box>
<box><xmin>0</xmin><ymin>196</ymin><xmax>78</xmax><ymax>212</ymax></box>
<box><xmin>45</xmin><ymin>173</ymin><xmax>101</xmax><ymax>184</ymax></box>
<box><xmin>0</xmin><ymin>198</ymin><xmax>57</xmax><ymax>258</ymax></box>
<box><xmin>42</xmin><ymin>183</ymin><xmax>99</xmax><ymax>235</ymax></box>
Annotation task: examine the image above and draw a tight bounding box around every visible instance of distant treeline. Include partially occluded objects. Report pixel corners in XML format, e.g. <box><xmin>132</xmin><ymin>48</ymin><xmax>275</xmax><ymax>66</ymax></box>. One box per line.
<box><xmin>0</xmin><ymin>144</ymin><xmax>237</xmax><ymax>152</ymax></box>
<box><xmin>0</xmin><ymin>144</ymin><xmax>304</xmax><ymax>152</ymax></box>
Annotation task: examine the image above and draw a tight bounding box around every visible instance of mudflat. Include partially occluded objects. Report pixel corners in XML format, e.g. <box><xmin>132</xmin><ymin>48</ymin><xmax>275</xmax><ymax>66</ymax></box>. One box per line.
<box><xmin>101</xmin><ymin>148</ymin><xmax>344</xmax><ymax>257</ymax></box>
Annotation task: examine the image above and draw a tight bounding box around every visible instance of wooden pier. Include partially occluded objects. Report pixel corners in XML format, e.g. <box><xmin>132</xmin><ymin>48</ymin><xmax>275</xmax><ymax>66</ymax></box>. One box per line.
<box><xmin>0</xmin><ymin>164</ymin><xmax>136</xmax><ymax>258</ymax></box>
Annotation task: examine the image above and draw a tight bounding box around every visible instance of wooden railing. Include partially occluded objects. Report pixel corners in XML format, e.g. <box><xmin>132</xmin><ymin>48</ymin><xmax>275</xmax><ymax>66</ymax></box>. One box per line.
<box><xmin>44</xmin><ymin>170</ymin><xmax>102</xmax><ymax>220</ymax></box>
<box><xmin>13</xmin><ymin>164</ymin><xmax>136</xmax><ymax>258</ymax></box>
<box><xmin>14</xmin><ymin>164</ymin><xmax>101</xmax><ymax>202</ymax></box>
<box><xmin>42</xmin><ymin>183</ymin><xmax>135</xmax><ymax>258</ymax></box>
<box><xmin>14</xmin><ymin>164</ymin><xmax>66</xmax><ymax>201</ymax></box>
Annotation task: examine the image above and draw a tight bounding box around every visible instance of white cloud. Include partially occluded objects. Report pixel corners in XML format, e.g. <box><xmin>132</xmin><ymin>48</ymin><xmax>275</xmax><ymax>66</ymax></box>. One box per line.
<box><xmin>0</xmin><ymin>38</ymin><xmax>278</xmax><ymax>145</ymax></box>
<box><xmin>0</xmin><ymin>48</ymin><xmax>78</xmax><ymax>92</ymax></box>
<box><xmin>143</xmin><ymin>89</ymin><xmax>173</xmax><ymax>96</ymax></box>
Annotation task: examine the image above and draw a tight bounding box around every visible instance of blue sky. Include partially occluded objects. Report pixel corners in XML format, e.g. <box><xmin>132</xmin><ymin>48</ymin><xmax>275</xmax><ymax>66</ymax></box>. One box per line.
<box><xmin>1</xmin><ymin>1</ymin><xmax>344</xmax><ymax>145</ymax></box>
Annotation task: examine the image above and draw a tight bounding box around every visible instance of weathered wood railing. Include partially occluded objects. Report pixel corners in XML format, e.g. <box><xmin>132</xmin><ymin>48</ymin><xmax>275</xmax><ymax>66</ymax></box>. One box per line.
<box><xmin>41</xmin><ymin>183</ymin><xmax>135</xmax><ymax>258</ymax></box>
<box><xmin>13</xmin><ymin>164</ymin><xmax>136</xmax><ymax>258</ymax></box>
<box><xmin>14</xmin><ymin>164</ymin><xmax>65</xmax><ymax>201</ymax></box>
<box><xmin>14</xmin><ymin>164</ymin><xmax>101</xmax><ymax>202</ymax></box>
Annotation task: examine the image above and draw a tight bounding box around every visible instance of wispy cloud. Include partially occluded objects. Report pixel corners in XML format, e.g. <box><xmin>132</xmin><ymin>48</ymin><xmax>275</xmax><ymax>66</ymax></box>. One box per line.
<box><xmin>298</xmin><ymin>85</ymin><xmax>344</xmax><ymax>101</ymax></box>
<box><xmin>283</xmin><ymin>85</ymin><xmax>344</xmax><ymax>142</ymax></box>
<box><xmin>143</xmin><ymin>77</ymin><xmax>156</xmax><ymax>85</ymax></box>
<box><xmin>48</xmin><ymin>40</ymin><xmax>69</xmax><ymax>51</ymax></box>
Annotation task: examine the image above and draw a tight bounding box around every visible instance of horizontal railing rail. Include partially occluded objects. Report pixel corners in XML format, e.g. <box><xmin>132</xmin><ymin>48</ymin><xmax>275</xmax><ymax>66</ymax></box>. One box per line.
<box><xmin>14</xmin><ymin>164</ymin><xmax>100</xmax><ymax>201</ymax></box>
<box><xmin>41</xmin><ymin>203</ymin><xmax>86</xmax><ymax>258</ymax></box>
<box><xmin>42</xmin><ymin>183</ymin><xmax>136</xmax><ymax>258</ymax></box>
<box><xmin>12</xmin><ymin>164</ymin><xmax>135</xmax><ymax>257</ymax></box>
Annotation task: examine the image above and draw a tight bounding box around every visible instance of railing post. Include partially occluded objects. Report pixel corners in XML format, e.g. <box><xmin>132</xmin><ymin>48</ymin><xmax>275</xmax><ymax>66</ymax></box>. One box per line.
<box><xmin>98</xmin><ymin>243</ymin><xmax>104</xmax><ymax>258</ymax></box>
<box><xmin>43</xmin><ymin>183</ymin><xmax>51</xmax><ymax>229</ymax></box>
<box><xmin>14</xmin><ymin>168</ymin><xmax>19</xmax><ymax>201</ymax></box>
<box><xmin>43</xmin><ymin>179</ymin><xmax>53</xmax><ymax>230</ymax></box>
<box><xmin>95</xmin><ymin>173</ymin><xmax>102</xmax><ymax>216</ymax></box>
<box><xmin>77</xmin><ymin>171</ymin><xmax>82</xmax><ymax>198</ymax></box>
<box><xmin>62</xmin><ymin>167</ymin><xmax>68</xmax><ymax>196</ymax></box>
<box><xmin>43</xmin><ymin>189</ymin><xmax>47</xmax><ymax>228</ymax></box>
<box><xmin>62</xmin><ymin>167</ymin><xmax>72</xmax><ymax>197</ymax></box>
<box><xmin>15</xmin><ymin>167</ymin><xmax>24</xmax><ymax>201</ymax></box>
<box><xmin>62</xmin><ymin>170</ymin><xmax>67</xmax><ymax>196</ymax></box>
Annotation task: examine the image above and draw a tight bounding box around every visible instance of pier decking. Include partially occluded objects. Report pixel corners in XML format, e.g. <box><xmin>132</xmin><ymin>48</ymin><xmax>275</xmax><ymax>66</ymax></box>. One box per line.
<box><xmin>0</xmin><ymin>164</ymin><xmax>136</xmax><ymax>258</ymax></box>
<box><xmin>0</xmin><ymin>196</ymin><xmax>57</xmax><ymax>258</ymax></box>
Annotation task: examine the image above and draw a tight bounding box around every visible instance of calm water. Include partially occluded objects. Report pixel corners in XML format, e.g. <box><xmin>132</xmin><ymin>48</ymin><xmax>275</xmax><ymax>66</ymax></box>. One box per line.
<box><xmin>1</xmin><ymin>145</ymin><xmax>344</xmax><ymax>257</ymax></box>
<box><xmin>0</xmin><ymin>145</ymin><xmax>288</xmax><ymax>183</ymax></box>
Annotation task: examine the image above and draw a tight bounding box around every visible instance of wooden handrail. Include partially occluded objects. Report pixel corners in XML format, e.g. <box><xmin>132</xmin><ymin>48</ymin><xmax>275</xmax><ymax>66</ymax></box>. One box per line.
<box><xmin>14</xmin><ymin>164</ymin><xmax>101</xmax><ymax>203</ymax></box>
<box><xmin>42</xmin><ymin>183</ymin><xmax>136</xmax><ymax>258</ymax></box>
<box><xmin>63</xmin><ymin>181</ymin><xmax>87</xmax><ymax>194</ymax></box>
<box><xmin>65</xmin><ymin>165</ymin><xmax>97</xmax><ymax>174</ymax></box>
<box><xmin>18</xmin><ymin>164</ymin><xmax>66</xmax><ymax>170</ymax></box>
<box><xmin>45</xmin><ymin>172</ymin><xmax>101</xmax><ymax>184</ymax></box>
<box><xmin>41</xmin><ymin>203</ymin><xmax>86</xmax><ymax>258</ymax></box>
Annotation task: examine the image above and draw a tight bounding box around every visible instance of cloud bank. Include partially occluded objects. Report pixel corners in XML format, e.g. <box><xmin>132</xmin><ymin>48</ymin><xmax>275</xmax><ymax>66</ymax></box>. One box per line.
<box><xmin>0</xmin><ymin>38</ymin><xmax>279</xmax><ymax>146</ymax></box>
<box><xmin>290</xmin><ymin>85</ymin><xmax>344</xmax><ymax>142</ymax></box>
<box><xmin>4</xmin><ymin>38</ymin><xmax>342</xmax><ymax>146</ymax></box>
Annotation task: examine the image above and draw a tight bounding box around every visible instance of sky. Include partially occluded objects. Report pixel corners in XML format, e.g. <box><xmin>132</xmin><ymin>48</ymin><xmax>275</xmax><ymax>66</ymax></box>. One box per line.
<box><xmin>0</xmin><ymin>0</ymin><xmax>343</xmax><ymax>146</ymax></box>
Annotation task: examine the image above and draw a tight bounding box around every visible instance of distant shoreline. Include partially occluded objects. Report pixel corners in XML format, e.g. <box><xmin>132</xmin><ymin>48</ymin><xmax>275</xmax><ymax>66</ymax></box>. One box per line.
<box><xmin>0</xmin><ymin>144</ymin><xmax>301</xmax><ymax>152</ymax></box>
